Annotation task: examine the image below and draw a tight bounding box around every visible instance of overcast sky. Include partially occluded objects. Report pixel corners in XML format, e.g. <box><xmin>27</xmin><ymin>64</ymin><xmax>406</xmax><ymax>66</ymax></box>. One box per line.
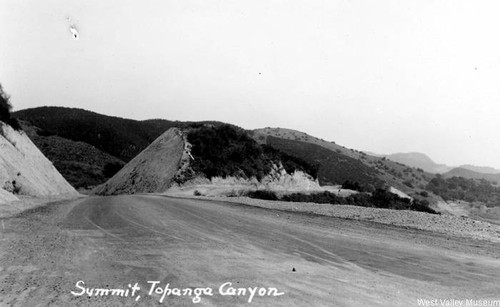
<box><xmin>1</xmin><ymin>0</ymin><xmax>500</xmax><ymax>168</ymax></box>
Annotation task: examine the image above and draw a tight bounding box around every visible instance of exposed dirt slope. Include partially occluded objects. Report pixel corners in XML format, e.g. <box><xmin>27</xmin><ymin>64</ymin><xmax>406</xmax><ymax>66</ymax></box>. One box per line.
<box><xmin>93</xmin><ymin>128</ymin><xmax>185</xmax><ymax>195</ymax></box>
<box><xmin>168</xmin><ymin>167</ymin><xmax>324</xmax><ymax>197</ymax></box>
<box><xmin>0</xmin><ymin>123</ymin><xmax>78</xmax><ymax>205</ymax></box>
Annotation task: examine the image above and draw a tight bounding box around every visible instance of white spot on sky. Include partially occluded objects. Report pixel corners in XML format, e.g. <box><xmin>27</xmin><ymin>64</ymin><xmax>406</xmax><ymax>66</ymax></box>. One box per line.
<box><xmin>66</xmin><ymin>17</ymin><xmax>79</xmax><ymax>40</ymax></box>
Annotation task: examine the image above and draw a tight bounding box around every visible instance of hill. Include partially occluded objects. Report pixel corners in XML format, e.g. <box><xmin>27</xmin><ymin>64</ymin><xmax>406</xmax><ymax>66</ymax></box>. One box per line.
<box><xmin>458</xmin><ymin>164</ymin><xmax>500</xmax><ymax>174</ymax></box>
<box><xmin>427</xmin><ymin>174</ymin><xmax>500</xmax><ymax>207</ymax></box>
<box><xmin>383</xmin><ymin>152</ymin><xmax>452</xmax><ymax>174</ymax></box>
<box><xmin>443</xmin><ymin>168</ymin><xmax>500</xmax><ymax>186</ymax></box>
<box><xmin>14</xmin><ymin>107</ymin><xmax>182</xmax><ymax>162</ymax></box>
<box><xmin>20</xmin><ymin>121</ymin><xmax>125</xmax><ymax>189</ymax></box>
<box><xmin>93</xmin><ymin>124</ymin><xmax>437</xmax><ymax>213</ymax></box>
<box><xmin>253</xmin><ymin>128</ymin><xmax>433</xmax><ymax>197</ymax></box>
<box><xmin>264</xmin><ymin>136</ymin><xmax>381</xmax><ymax>187</ymax></box>
<box><xmin>14</xmin><ymin>107</ymin><xmax>227</xmax><ymax>188</ymax></box>
<box><xmin>376</xmin><ymin>152</ymin><xmax>500</xmax><ymax>175</ymax></box>
<box><xmin>94</xmin><ymin>125</ymin><xmax>319</xmax><ymax>195</ymax></box>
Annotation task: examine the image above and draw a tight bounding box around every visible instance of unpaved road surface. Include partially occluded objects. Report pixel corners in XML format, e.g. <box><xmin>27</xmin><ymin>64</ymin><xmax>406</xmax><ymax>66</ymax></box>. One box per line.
<box><xmin>1</xmin><ymin>195</ymin><xmax>500</xmax><ymax>306</ymax></box>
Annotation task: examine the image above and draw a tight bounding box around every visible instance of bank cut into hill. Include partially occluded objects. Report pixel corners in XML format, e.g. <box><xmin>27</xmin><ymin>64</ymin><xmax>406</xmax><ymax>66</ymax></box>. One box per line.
<box><xmin>94</xmin><ymin>124</ymin><xmax>320</xmax><ymax>196</ymax></box>
<box><xmin>0</xmin><ymin>122</ymin><xmax>78</xmax><ymax>207</ymax></box>
<box><xmin>93</xmin><ymin>128</ymin><xmax>186</xmax><ymax>195</ymax></box>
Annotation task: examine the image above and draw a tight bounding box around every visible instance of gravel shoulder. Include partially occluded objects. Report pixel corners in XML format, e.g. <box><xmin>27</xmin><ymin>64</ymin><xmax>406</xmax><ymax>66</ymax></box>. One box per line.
<box><xmin>169</xmin><ymin>194</ymin><xmax>500</xmax><ymax>243</ymax></box>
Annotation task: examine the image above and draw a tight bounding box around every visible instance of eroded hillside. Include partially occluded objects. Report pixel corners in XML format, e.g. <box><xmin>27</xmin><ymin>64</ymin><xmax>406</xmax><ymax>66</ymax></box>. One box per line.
<box><xmin>0</xmin><ymin>123</ymin><xmax>78</xmax><ymax>205</ymax></box>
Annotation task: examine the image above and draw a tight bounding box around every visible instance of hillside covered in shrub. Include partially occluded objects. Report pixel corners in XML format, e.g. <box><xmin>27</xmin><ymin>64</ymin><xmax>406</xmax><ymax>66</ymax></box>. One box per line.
<box><xmin>15</xmin><ymin>107</ymin><xmax>182</xmax><ymax>162</ymax></box>
<box><xmin>265</xmin><ymin>136</ymin><xmax>383</xmax><ymax>188</ymax></box>
<box><xmin>427</xmin><ymin>175</ymin><xmax>500</xmax><ymax>207</ymax></box>
<box><xmin>187</xmin><ymin>124</ymin><xmax>318</xmax><ymax>180</ymax></box>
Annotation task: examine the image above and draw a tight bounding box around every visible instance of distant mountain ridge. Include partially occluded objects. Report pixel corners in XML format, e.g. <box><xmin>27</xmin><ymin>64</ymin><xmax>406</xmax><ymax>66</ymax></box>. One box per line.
<box><xmin>442</xmin><ymin>168</ymin><xmax>500</xmax><ymax>185</ymax></box>
<box><xmin>373</xmin><ymin>152</ymin><xmax>500</xmax><ymax>175</ymax></box>
<box><xmin>458</xmin><ymin>164</ymin><xmax>500</xmax><ymax>174</ymax></box>
<box><xmin>383</xmin><ymin>152</ymin><xmax>452</xmax><ymax>174</ymax></box>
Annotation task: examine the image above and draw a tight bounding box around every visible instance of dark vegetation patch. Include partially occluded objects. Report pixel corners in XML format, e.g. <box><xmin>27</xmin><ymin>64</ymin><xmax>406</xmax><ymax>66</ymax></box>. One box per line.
<box><xmin>427</xmin><ymin>175</ymin><xmax>500</xmax><ymax>207</ymax></box>
<box><xmin>20</xmin><ymin>123</ymin><xmax>125</xmax><ymax>188</ymax></box>
<box><xmin>14</xmin><ymin>107</ymin><xmax>180</xmax><ymax>161</ymax></box>
<box><xmin>0</xmin><ymin>83</ymin><xmax>21</xmax><ymax>130</ymax></box>
<box><xmin>53</xmin><ymin>161</ymin><xmax>106</xmax><ymax>189</ymax></box>
<box><xmin>103</xmin><ymin>162</ymin><xmax>124</xmax><ymax>178</ymax></box>
<box><xmin>341</xmin><ymin>180</ymin><xmax>376</xmax><ymax>193</ymax></box>
<box><xmin>187</xmin><ymin>124</ymin><xmax>318</xmax><ymax>180</ymax></box>
<box><xmin>245</xmin><ymin>189</ymin><xmax>438</xmax><ymax>214</ymax></box>
<box><xmin>246</xmin><ymin>190</ymin><xmax>280</xmax><ymax>201</ymax></box>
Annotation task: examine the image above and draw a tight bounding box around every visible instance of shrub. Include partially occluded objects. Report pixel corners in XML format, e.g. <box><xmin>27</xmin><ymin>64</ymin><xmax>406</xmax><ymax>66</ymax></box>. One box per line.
<box><xmin>282</xmin><ymin>191</ymin><xmax>340</xmax><ymax>204</ymax></box>
<box><xmin>245</xmin><ymin>190</ymin><xmax>279</xmax><ymax>201</ymax></box>
<box><xmin>341</xmin><ymin>180</ymin><xmax>363</xmax><ymax>192</ymax></box>
<box><xmin>0</xmin><ymin>83</ymin><xmax>21</xmax><ymax>131</ymax></box>
<box><xmin>244</xmin><ymin>188</ymin><xmax>438</xmax><ymax>214</ymax></box>
<box><xmin>12</xmin><ymin>180</ymin><xmax>21</xmax><ymax>194</ymax></box>
<box><xmin>0</xmin><ymin>84</ymin><xmax>11</xmax><ymax>122</ymax></box>
<box><xmin>410</xmin><ymin>199</ymin><xmax>437</xmax><ymax>214</ymax></box>
<box><xmin>403</xmin><ymin>180</ymin><xmax>414</xmax><ymax>188</ymax></box>
<box><xmin>419</xmin><ymin>191</ymin><xmax>429</xmax><ymax>197</ymax></box>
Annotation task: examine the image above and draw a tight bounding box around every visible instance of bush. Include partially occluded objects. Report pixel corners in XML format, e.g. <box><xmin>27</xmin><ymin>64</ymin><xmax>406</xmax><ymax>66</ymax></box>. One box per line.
<box><xmin>419</xmin><ymin>191</ymin><xmax>429</xmax><ymax>197</ymax></box>
<box><xmin>0</xmin><ymin>84</ymin><xmax>11</xmax><ymax>122</ymax></box>
<box><xmin>245</xmin><ymin>190</ymin><xmax>279</xmax><ymax>201</ymax></box>
<box><xmin>342</xmin><ymin>180</ymin><xmax>363</xmax><ymax>192</ymax></box>
<box><xmin>282</xmin><ymin>191</ymin><xmax>340</xmax><ymax>204</ymax></box>
<box><xmin>403</xmin><ymin>180</ymin><xmax>414</xmax><ymax>188</ymax></box>
<box><xmin>410</xmin><ymin>199</ymin><xmax>437</xmax><ymax>214</ymax></box>
<box><xmin>0</xmin><ymin>84</ymin><xmax>21</xmax><ymax>131</ymax></box>
<box><xmin>12</xmin><ymin>180</ymin><xmax>21</xmax><ymax>194</ymax></box>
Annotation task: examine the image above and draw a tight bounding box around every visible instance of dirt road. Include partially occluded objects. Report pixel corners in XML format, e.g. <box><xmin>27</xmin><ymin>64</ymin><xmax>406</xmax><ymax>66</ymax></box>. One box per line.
<box><xmin>1</xmin><ymin>195</ymin><xmax>499</xmax><ymax>306</ymax></box>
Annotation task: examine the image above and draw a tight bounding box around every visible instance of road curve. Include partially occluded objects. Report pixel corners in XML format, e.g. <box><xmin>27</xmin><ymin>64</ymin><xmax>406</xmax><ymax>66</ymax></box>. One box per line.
<box><xmin>1</xmin><ymin>195</ymin><xmax>500</xmax><ymax>306</ymax></box>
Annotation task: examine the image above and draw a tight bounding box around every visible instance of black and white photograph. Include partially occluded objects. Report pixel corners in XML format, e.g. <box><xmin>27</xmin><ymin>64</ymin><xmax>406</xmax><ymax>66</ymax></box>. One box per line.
<box><xmin>1</xmin><ymin>0</ymin><xmax>500</xmax><ymax>306</ymax></box>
